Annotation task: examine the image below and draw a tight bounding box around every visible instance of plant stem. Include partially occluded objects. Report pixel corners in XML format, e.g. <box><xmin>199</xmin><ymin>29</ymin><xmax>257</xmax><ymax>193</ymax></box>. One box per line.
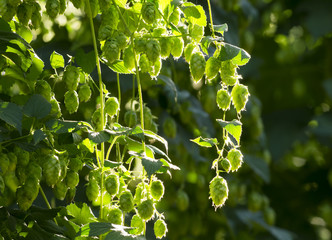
<box><xmin>40</xmin><ymin>185</ymin><xmax>59</xmax><ymax>225</ymax></box>
<box><xmin>85</xmin><ymin>0</ymin><xmax>105</xmax><ymax>220</ymax></box>
<box><xmin>207</xmin><ymin>0</ymin><xmax>215</xmax><ymax>38</ymax></box>
<box><xmin>132</xmin><ymin>43</ymin><xmax>146</xmax><ymax>152</ymax></box>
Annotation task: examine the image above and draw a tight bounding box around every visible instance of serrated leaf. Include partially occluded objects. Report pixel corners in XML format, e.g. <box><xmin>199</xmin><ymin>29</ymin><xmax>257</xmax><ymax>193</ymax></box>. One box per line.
<box><xmin>218</xmin><ymin>43</ymin><xmax>250</xmax><ymax>66</ymax></box>
<box><xmin>119</xmin><ymin>137</ymin><xmax>154</xmax><ymax>159</ymax></box>
<box><xmin>106</xmin><ymin>60</ymin><xmax>134</xmax><ymax>74</ymax></box>
<box><xmin>114</xmin><ymin>0</ymin><xmax>127</xmax><ymax>8</ymax></box>
<box><xmin>191</xmin><ymin>137</ymin><xmax>218</xmax><ymax>148</ymax></box>
<box><xmin>141</xmin><ymin>157</ymin><xmax>163</xmax><ymax>177</ymax></box>
<box><xmin>105</xmin><ymin>230</ymin><xmax>145</xmax><ymax>240</ymax></box>
<box><xmin>159</xmin><ymin>0</ymin><xmax>170</xmax><ymax>13</ymax></box>
<box><xmin>147</xmin><ymin>145</ymin><xmax>171</xmax><ymax>163</ymax></box>
<box><xmin>182</xmin><ymin>3</ymin><xmax>206</xmax><ymax>26</ymax></box>
<box><xmin>88</xmin><ymin>131</ymin><xmax>111</xmax><ymax>144</ymax></box>
<box><xmin>26</xmin><ymin>55</ymin><xmax>44</xmax><ymax>83</ymax></box>
<box><xmin>66</xmin><ymin>203</ymin><xmax>96</xmax><ymax>226</ymax></box>
<box><xmin>33</xmin><ymin>129</ymin><xmax>47</xmax><ymax>145</ymax></box>
<box><xmin>214</xmin><ymin>24</ymin><xmax>228</xmax><ymax>35</ymax></box>
<box><xmin>50</xmin><ymin>51</ymin><xmax>64</xmax><ymax>69</ymax></box>
<box><xmin>0</xmin><ymin>101</ymin><xmax>22</xmax><ymax>134</ymax></box>
<box><xmin>217</xmin><ymin>119</ymin><xmax>242</xmax><ymax>145</ymax></box>
<box><xmin>75</xmin><ymin>49</ymin><xmax>95</xmax><ymax>74</ymax></box>
<box><xmin>23</xmin><ymin>94</ymin><xmax>51</xmax><ymax>119</ymax></box>
<box><xmin>159</xmin><ymin>158</ymin><xmax>180</xmax><ymax>170</ymax></box>
<box><xmin>104</xmin><ymin>160</ymin><xmax>122</xmax><ymax>168</ymax></box>
<box><xmin>144</xmin><ymin>130</ymin><xmax>168</xmax><ymax>153</ymax></box>
<box><xmin>80</xmin><ymin>222</ymin><xmax>113</xmax><ymax>237</ymax></box>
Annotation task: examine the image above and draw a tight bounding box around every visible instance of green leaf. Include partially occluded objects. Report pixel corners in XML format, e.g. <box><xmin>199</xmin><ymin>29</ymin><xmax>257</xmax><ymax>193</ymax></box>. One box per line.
<box><xmin>33</xmin><ymin>129</ymin><xmax>47</xmax><ymax>145</ymax></box>
<box><xmin>216</xmin><ymin>119</ymin><xmax>242</xmax><ymax>145</ymax></box>
<box><xmin>0</xmin><ymin>31</ymin><xmax>32</xmax><ymax>50</ymax></box>
<box><xmin>26</xmin><ymin>55</ymin><xmax>44</xmax><ymax>84</ymax></box>
<box><xmin>191</xmin><ymin>137</ymin><xmax>218</xmax><ymax>148</ymax></box>
<box><xmin>244</xmin><ymin>155</ymin><xmax>270</xmax><ymax>183</ymax></box>
<box><xmin>214</xmin><ymin>24</ymin><xmax>228</xmax><ymax>35</ymax></box>
<box><xmin>104</xmin><ymin>160</ymin><xmax>122</xmax><ymax>168</ymax></box>
<box><xmin>182</xmin><ymin>3</ymin><xmax>207</xmax><ymax>26</ymax></box>
<box><xmin>88</xmin><ymin>131</ymin><xmax>111</xmax><ymax>144</ymax></box>
<box><xmin>50</xmin><ymin>51</ymin><xmax>64</xmax><ymax>69</ymax></box>
<box><xmin>114</xmin><ymin>0</ymin><xmax>127</xmax><ymax>8</ymax></box>
<box><xmin>118</xmin><ymin>137</ymin><xmax>154</xmax><ymax>159</ymax></box>
<box><xmin>147</xmin><ymin>145</ymin><xmax>171</xmax><ymax>163</ymax></box>
<box><xmin>141</xmin><ymin>157</ymin><xmax>163</xmax><ymax>177</ymax></box>
<box><xmin>159</xmin><ymin>158</ymin><xmax>180</xmax><ymax>170</ymax></box>
<box><xmin>105</xmin><ymin>230</ymin><xmax>146</xmax><ymax>240</ymax></box>
<box><xmin>105</xmin><ymin>59</ymin><xmax>134</xmax><ymax>74</ymax></box>
<box><xmin>23</xmin><ymin>94</ymin><xmax>52</xmax><ymax>119</ymax></box>
<box><xmin>218</xmin><ymin>43</ymin><xmax>250</xmax><ymax>66</ymax></box>
<box><xmin>159</xmin><ymin>0</ymin><xmax>170</xmax><ymax>13</ymax></box>
<box><xmin>46</xmin><ymin>119</ymin><xmax>91</xmax><ymax>133</ymax></box>
<box><xmin>80</xmin><ymin>222</ymin><xmax>113</xmax><ymax>237</ymax></box>
<box><xmin>0</xmin><ymin>101</ymin><xmax>23</xmax><ymax>134</ymax></box>
<box><xmin>66</xmin><ymin>203</ymin><xmax>96</xmax><ymax>226</ymax></box>
<box><xmin>75</xmin><ymin>49</ymin><xmax>95</xmax><ymax>74</ymax></box>
<box><xmin>29</xmin><ymin>206</ymin><xmax>62</xmax><ymax>220</ymax></box>
<box><xmin>157</xmin><ymin>75</ymin><xmax>177</xmax><ymax>103</ymax></box>
<box><xmin>144</xmin><ymin>130</ymin><xmax>168</xmax><ymax>153</ymax></box>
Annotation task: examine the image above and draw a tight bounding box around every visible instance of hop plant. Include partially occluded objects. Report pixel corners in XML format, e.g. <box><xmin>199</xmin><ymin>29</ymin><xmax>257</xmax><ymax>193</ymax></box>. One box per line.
<box><xmin>98</xmin><ymin>24</ymin><xmax>113</xmax><ymax>41</ymax></box>
<box><xmin>16</xmin><ymin>2</ymin><xmax>33</xmax><ymax>26</ymax></box>
<box><xmin>171</xmin><ymin>37</ymin><xmax>184</xmax><ymax>59</ymax></box>
<box><xmin>78</xmin><ymin>84</ymin><xmax>92</xmax><ymax>102</ymax></box>
<box><xmin>184</xmin><ymin>43</ymin><xmax>197</xmax><ymax>62</ymax></box>
<box><xmin>154</xmin><ymin>219</ymin><xmax>168</xmax><ymax>239</ymax></box>
<box><xmin>2</xmin><ymin>4</ymin><xmax>15</xmax><ymax>22</ymax></box>
<box><xmin>64</xmin><ymin>90</ymin><xmax>79</xmax><ymax>114</ymax></box>
<box><xmin>70</xmin><ymin>0</ymin><xmax>83</xmax><ymax>8</ymax></box>
<box><xmin>42</xmin><ymin>155</ymin><xmax>61</xmax><ymax>187</ymax></box>
<box><xmin>14</xmin><ymin>146</ymin><xmax>29</xmax><ymax>167</ymax></box>
<box><xmin>0</xmin><ymin>153</ymin><xmax>10</xmax><ymax>175</ymax></box>
<box><xmin>63</xmin><ymin>65</ymin><xmax>80</xmax><ymax>91</ymax></box>
<box><xmin>46</xmin><ymin>0</ymin><xmax>60</xmax><ymax>18</ymax></box>
<box><xmin>65</xmin><ymin>170</ymin><xmax>80</xmax><ymax>189</ymax></box>
<box><xmin>115</xmin><ymin>31</ymin><xmax>128</xmax><ymax>50</ymax></box>
<box><xmin>27</xmin><ymin>162</ymin><xmax>42</xmax><ymax>180</ymax></box>
<box><xmin>68</xmin><ymin>157</ymin><xmax>83</xmax><ymax>172</ymax></box>
<box><xmin>231</xmin><ymin>83</ymin><xmax>250</xmax><ymax>113</ymax></box>
<box><xmin>137</xmin><ymin>199</ymin><xmax>155</xmax><ymax>221</ymax></box>
<box><xmin>206</xmin><ymin>56</ymin><xmax>221</xmax><ymax>80</ymax></box>
<box><xmin>0</xmin><ymin>0</ymin><xmax>7</xmax><ymax>16</ymax></box>
<box><xmin>149</xmin><ymin>58</ymin><xmax>162</xmax><ymax>78</ymax></box>
<box><xmin>135</xmin><ymin>38</ymin><xmax>146</xmax><ymax>54</ymax></box>
<box><xmin>16</xmin><ymin>177</ymin><xmax>39</xmax><ymax>211</ymax></box>
<box><xmin>134</xmin><ymin>182</ymin><xmax>149</xmax><ymax>205</ymax></box>
<box><xmin>227</xmin><ymin>148</ymin><xmax>243</xmax><ymax>172</ymax></box>
<box><xmin>130</xmin><ymin>215</ymin><xmax>144</xmax><ymax>235</ymax></box>
<box><xmin>50</xmin><ymin>97</ymin><xmax>62</xmax><ymax>118</ymax></box>
<box><xmin>103</xmin><ymin>39</ymin><xmax>120</xmax><ymax>63</ymax></box>
<box><xmin>162</xmin><ymin>117</ymin><xmax>177</xmax><ymax>138</ymax></box>
<box><xmin>108</xmin><ymin>207</ymin><xmax>123</xmax><ymax>225</ymax></box>
<box><xmin>139</xmin><ymin>54</ymin><xmax>150</xmax><ymax>73</ymax></box>
<box><xmin>59</xmin><ymin>0</ymin><xmax>66</xmax><ymax>14</ymax></box>
<box><xmin>101</xmin><ymin>4</ymin><xmax>119</xmax><ymax>28</ymax></box>
<box><xmin>190</xmin><ymin>51</ymin><xmax>206</xmax><ymax>82</ymax></box>
<box><xmin>0</xmin><ymin>175</ymin><xmax>4</xmax><ymax>194</ymax></box>
<box><xmin>150</xmin><ymin>179</ymin><xmax>164</xmax><ymax>201</ymax></box>
<box><xmin>209</xmin><ymin>176</ymin><xmax>228</xmax><ymax>209</ymax></box>
<box><xmin>216</xmin><ymin>89</ymin><xmax>231</xmax><ymax>111</ymax></box>
<box><xmin>146</xmin><ymin>39</ymin><xmax>161</xmax><ymax>64</ymax></box>
<box><xmin>105</xmin><ymin>174</ymin><xmax>119</xmax><ymax>196</ymax></box>
<box><xmin>119</xmin><ymin>190</ymin><xmax>134</xmax><ymax>212</ymax></box>
<box><xmin>141</xmin><ymin>2</ymin><xmax>157</xmax><ymax>24</ymax></box>
<box><xmin>86</xmin><ymin>178</ymin><xmax>100</xmax><ymax>202</ymax></box>
<box><xmin>92</xmin><ymin>108</ymin><xmax>106</xmax><ymax>131</ymax></box>
<box><xmin>35</xmin><ymin>80</ymin><xmax>52</xmax><ymax>102</ymax></box>
<box><xmin>124</xmin><ymin>110</ymin><xmax>138</xmax><ymax>128</ymax></box>
<box><xmin>53</xmin><ymin>180</ymin><xmax>68</xmax><ymax>200</ymax></box>
<box><xmin>190</xmin><ymin>24</ymin><xmax>204</xmax><ymax>42</ymax></box>
<box><xmin>220</xmin><ymin>158</ymin><xmax>231</xmax><ymax>173</ymax></box>
<box><xmin>123</xmin><ymin>47</ymin><xmax>135</xmax><ymax>71</ymax></box>
<box><xmin>159</xmin><ymin>37</ymin><xmax>173</xmax><ymax>59</ymax></box>
<box><xmin>220</xmin><ymin>60</ymin><xmax>237</xmax><ymax>86</ymax></box>
<box><xmin>104</xmin><ymin>97</ymin><xmax>119</xmax><ymax>117</ymax></box>
<box><xmin>169</xmin><ymin>7</ymin><xmax>180</xmax><ymax>26</ymax></box>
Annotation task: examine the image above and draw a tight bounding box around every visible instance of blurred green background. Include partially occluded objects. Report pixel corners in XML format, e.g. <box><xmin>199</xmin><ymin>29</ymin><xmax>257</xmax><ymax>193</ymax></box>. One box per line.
<box><xmin>12</xmin><ymin>0</ymin><xmax>332</xmax><ymax>239</ymax></box>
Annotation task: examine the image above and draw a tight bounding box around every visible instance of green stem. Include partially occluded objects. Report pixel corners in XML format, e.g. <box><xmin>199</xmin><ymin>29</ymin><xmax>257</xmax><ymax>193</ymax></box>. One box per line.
<box><xmin>105</xmin><ymin>136</ymin><xmax>120</xmax><ymax>161</ymax></box>
<box><xmin>39</xmin><ymin>185</ymin><xmax>59</xmax><ymax>225</ymax></box>
<box><xmin>85</xmin><ymin>0</ymin><xmax>105</xmax><ymax>221</ymax></box>
<box><xmin>207</xmin><ymin>0</ymin><xmax>215</xmax><ymax>38</ymax></box>
<box><xmin>133</xmin><ymin>47</ymin><xmax>146</xmax><ymax>152</ymax></box>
